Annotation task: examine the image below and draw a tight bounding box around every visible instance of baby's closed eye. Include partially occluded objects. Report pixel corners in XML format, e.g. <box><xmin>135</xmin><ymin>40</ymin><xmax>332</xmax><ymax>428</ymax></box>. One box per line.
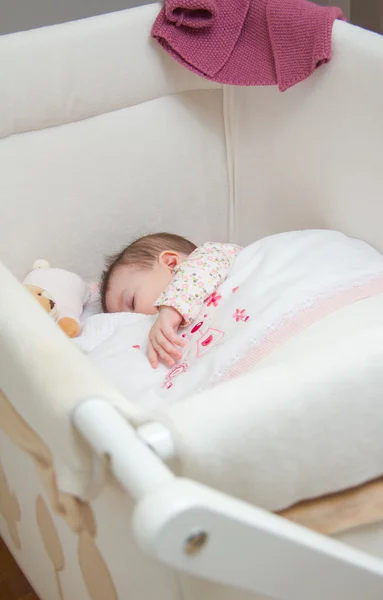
<box><xmin>121</xmin><ymin>291</ymin><xmax>135</xmax><ymax>312</ymax></box>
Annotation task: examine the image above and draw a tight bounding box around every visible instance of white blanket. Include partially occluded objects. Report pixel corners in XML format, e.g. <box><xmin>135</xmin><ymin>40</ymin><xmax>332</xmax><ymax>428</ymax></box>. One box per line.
<box><xmin>159</xmin><ymin>292</ymin><xmax>383</xmax><ymax>511</ymax></box>
<box><xmin>76</xmin><ymin>230</ymin><xmax>383</xmax><ymax>411</ymax></box>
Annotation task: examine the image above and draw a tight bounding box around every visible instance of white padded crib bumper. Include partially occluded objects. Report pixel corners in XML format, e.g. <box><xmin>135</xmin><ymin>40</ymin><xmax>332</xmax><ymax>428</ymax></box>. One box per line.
<box><xmin>1</xmin><ymin>4</ymin><xmax>383</xmax><ymax>600</ymax></box>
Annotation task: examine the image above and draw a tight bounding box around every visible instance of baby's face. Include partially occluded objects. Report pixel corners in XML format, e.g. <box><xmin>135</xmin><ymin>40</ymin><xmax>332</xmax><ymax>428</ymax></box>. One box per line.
<box><xmin>105</xmin><ymin>260</ymin><xmax>175</xmax><ymax>315</ymax></box>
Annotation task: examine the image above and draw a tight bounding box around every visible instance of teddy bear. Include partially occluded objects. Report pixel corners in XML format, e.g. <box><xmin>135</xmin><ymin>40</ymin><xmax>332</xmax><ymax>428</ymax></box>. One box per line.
<box><xmin>23</xmin><ymin>260</ymin><xmax>91</xmax><ymax>338</ymax></box>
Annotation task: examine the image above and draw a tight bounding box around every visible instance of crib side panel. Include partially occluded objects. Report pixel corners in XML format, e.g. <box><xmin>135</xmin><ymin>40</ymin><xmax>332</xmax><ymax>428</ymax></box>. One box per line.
<box><xmin>0</xmin><ymin>3</ymin><xmax>229</xmax><ymax>281</ymax></box>
<box><xmin>0</xmin><ymin>4</ymin><xmax>219</xmax><ymax>139</ymax></box>
<box><xmin>0</xmin><ymin>429</ymin><xmax>181</xmax><ymax>600</ymax></box>
<box><xmin>0</xmin><ymin>89</ymin><xmax>230</xmax><ymax>280</ymax></box>
<box><xmin>228</xmin><ymin>21</ymin><xmax>383</xmax><ymax>252</ymax></box>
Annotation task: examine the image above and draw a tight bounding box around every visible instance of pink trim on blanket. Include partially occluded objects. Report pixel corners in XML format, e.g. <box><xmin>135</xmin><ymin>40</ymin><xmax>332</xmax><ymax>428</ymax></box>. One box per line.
<box><xmin>212</xmin><ymin>278</ymin><xmax>383</xmax><ymax>386</ymax></box>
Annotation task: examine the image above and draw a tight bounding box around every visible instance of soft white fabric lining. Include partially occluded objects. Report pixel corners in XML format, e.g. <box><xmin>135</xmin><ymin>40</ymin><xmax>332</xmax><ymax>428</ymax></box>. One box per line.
<box><xmin>229</xmin><ymin>21</ymin><xmax>383</xmax><ymax>253</ymax></box>
<box><xmin>0</xmin><ymin>90</ymin><xmax>229</xmax><ymax>280</ymax></box>
<box><xmin>0</xmin><ymin>4</ymin><xmax>219</xmax><ymax>139</ymax></box>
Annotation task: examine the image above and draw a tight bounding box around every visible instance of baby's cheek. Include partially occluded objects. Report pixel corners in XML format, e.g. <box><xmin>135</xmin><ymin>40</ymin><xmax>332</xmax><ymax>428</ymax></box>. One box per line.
<box><xmin>137</xmin><ymin>294</ymin><xmax>158</xmax><ymax>315</ymax></box>
<box><xmin>146</xmin><ymin>304</ymin><xmax>159</xmax><ymax>316</ymax></box>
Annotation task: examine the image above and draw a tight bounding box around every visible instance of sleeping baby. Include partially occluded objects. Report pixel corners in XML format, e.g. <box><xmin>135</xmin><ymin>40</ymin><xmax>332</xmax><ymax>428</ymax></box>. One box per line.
<box><xmin>100</xmin><ymin>233</ymin><xmax>241</xmax><ymax>368</ymax></box>
<box><xmin>83</xmin><ymin>228</ymin><xmax>383</xmax><ymax>407</ymax></box>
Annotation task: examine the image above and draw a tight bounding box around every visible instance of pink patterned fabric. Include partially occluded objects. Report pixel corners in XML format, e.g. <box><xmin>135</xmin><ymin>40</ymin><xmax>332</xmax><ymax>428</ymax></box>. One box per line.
<box><xmin>152</xmin><ymin>0</ymin><xmax>345</xmax><ymax>92</ymax></box>
<box><xmin>155</xmin><ymin>242</ymin><xmax>241</xmax><ymax>325</ymax></box>
<box><xmin>88</xmin><ymin>281</ymin><xmax>100</xmax><ymax>301</ymax></box>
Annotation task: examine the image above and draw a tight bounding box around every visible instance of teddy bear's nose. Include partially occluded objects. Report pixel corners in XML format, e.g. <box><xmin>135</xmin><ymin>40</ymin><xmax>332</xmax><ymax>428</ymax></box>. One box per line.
<box><xmin>49</xmin><ymin>299</ymin><xmax>55</xmax><ymax>310</ymax></box>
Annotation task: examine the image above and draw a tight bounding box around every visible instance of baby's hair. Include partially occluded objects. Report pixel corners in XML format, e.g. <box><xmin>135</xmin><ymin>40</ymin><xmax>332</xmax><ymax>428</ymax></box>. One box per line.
<box><xmin>100</xmin><ymin>232</ymin><xmax>197</xmax><ymax>312</ymax></box>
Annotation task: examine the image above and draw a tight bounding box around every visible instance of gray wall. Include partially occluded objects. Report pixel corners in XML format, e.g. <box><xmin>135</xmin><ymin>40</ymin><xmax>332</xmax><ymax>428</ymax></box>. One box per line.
<box><xmin>0</xmin><ymin>0</ymin><xmax>155</xmax><ymax>35</ymax></box>
<box><xmin>351</xmin><ymin>0</ymin><xmax>383</xmax><ymax>34</ymax></box>
<box><xmin>319</xmin><ymin>0</ymin><xmax>350</xmax><ymax>19</ymax></box>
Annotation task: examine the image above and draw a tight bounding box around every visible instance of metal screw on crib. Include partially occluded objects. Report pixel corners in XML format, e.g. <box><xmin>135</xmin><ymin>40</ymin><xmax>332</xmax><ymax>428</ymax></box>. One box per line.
<box><xmin>184</xmin><ymin>531</ymin><xmax>208</xmax><ymax>555</ymax></box>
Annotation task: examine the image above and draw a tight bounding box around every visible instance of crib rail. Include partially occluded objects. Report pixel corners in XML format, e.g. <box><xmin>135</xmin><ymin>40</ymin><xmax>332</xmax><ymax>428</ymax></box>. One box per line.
<box><xmin>73</xmin><ymin>398</ymin><xmax>383</xmax><ymax>600</ymax></box>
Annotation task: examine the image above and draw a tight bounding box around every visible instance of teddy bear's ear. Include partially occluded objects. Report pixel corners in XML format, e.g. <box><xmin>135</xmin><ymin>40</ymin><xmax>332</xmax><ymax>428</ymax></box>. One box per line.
<box><xmin>32</xmin><ymin>259</ymin><xmax>50</xmax><ymax>270</ymax></box>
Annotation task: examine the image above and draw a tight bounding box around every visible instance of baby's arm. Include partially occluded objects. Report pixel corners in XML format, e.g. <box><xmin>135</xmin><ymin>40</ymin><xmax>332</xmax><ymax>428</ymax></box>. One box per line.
<box><xmin>148</xmin><ymin>243</ymin><xmax>242</xmax><ymax>368</ymax></box>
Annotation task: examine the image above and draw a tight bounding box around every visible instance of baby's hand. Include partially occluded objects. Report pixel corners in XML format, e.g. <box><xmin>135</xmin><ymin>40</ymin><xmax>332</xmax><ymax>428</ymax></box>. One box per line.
<box><xmin>148</xmin><ymin>306</ymin><xmax>185</xmax><ymax>369</ymax></box>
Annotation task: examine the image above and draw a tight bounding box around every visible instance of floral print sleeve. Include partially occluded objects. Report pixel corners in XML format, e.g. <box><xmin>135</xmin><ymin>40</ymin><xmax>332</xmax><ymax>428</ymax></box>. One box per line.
<box><xmin>154</xmin><ymin>242</ymin><xmax>242</xmax><ymax>325</ymax></box>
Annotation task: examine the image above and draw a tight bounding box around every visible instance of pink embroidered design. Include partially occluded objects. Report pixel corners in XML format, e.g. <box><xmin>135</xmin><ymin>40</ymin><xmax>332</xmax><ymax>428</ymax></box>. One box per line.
<box><xmin>233</xmin><ymin>309</ymin><xmax>250</xmax><ymax>323</ymax></box>
<box><xmin>197</xmin><ymin>328</ymin><xmax>225</xmax><ymax>357</ymax></box>
<box><xmin>206</xmin><ymin>278</ymin><xmax>383</xmax><ymax>390</ymax></box>
<box><xmin>162</xmin><ymin>362</ymin><xmax>188</xmax><ymax>390</ymax></box>
<box><xmin>232</xmin><ymin>286</ymin><xmax>239</xmax><ymax>293</ymax></box>
<box><xmin>132</xmin><ymin>345</ymin><xmax>140</xmax><ymax>349</ymax></box>
<box><xmin>205</xmin><ymin>291</ymin><xmax>222</xmax><ymax>307</ymax></box>
<box><xmin>190</xmin><ymin>321</ymin><xmax>204</xmax><ymax>334</ymax></box>
<box><xmin>202</xmin><ymin>334</ymin><xmax>213</xmax><ymax>346</ymax></box>
<box><xmin>181</xmin><ymin>330</ymin><xmax>193</xmax><ymax>343</ymax></box>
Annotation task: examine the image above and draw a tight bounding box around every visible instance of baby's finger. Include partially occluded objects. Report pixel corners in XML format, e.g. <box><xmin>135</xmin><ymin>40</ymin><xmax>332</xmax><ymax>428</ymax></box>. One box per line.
<box><xmin>147</xmin><ymin>342</ymin><xmax>159</xmax><ymax>369</ymax></box>
<box><xmin>156</xmin><ymin>331</ymin><xmax>183</xmax><ymax>360</ymax></box>
<box><xmin>163</xmin><ymin>327</ymin><xmax>185</xmax><ymax>348</ymax></box>
<box><xmin>151</xmin><ymin>337</ymin><xmax>175</xmax><ymax>367</ymax></box>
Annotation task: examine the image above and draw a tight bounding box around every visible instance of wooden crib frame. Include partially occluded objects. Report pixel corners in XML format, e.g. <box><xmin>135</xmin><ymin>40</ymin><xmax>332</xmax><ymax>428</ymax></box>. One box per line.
<box><xmin>74</xmin><ymin>398</ymin><xmax>383</xmax><ymax>599</ymax></box>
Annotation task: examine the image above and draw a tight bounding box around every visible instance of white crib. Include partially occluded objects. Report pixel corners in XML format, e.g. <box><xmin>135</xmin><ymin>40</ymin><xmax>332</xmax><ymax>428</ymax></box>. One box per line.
<box><xmin>1</xmin><ymin>4</ymin><xmax>383</xmax><ymax>600</ymax></box>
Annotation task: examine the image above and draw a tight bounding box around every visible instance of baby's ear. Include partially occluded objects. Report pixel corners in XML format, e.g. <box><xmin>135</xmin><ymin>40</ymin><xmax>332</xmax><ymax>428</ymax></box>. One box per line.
<box><xmin>159</xmin><ymin>251</ymin><xmax>181</xmax><ymax>271</ymax></box>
